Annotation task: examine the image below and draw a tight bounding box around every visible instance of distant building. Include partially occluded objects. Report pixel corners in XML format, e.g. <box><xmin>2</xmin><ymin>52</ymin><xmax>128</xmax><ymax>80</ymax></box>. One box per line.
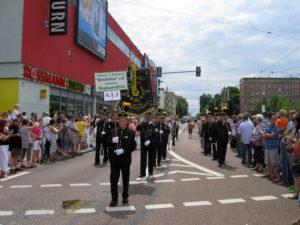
<box><xmin>158</xmin><ymin>88</ymin><xmax>177</xmax><ymax>117</ymax></box>
<box><xmin>240</xmin><ymin>77</ymin><xmax>300</xmax><ymax>113</ymax></box>
<box><xmin>220</xmin><ymin>87</ymin><xmax>230</xmax><ymax>109</ymax></box>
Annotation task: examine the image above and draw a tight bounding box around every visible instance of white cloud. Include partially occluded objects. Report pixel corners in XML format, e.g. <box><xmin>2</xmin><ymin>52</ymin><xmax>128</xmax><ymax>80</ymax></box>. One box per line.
<box><xmin>109</xmin><ymin>0</ymin><xmax>300</xmax><ymax>115</ymax></box>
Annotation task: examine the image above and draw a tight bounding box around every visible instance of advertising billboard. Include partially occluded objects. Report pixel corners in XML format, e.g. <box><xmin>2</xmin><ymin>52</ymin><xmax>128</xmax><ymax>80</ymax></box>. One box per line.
<box><xmin>77</xmin><ymin>0</ymin><xmax>108</xmax><ymax>60</ymax></box>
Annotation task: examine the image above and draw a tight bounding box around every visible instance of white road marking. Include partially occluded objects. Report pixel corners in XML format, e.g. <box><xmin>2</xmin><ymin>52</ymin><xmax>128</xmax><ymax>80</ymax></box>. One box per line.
<box><xmin>155</xmin><ymin>179</ymin><xmax>175</xmax><ymax>183</ymax></box>
<box><xmin>169</xmin><ymin>164</ymin><xmax>192</xmax><ymax>168</ymax></box>
<box><xmin>253</xmin><ymin>173</ymin><xmax>265</xmax><ymax>177</ymax></box>
<box><xmin>129</xmin><ymin>181</ymin><xmax>148</xmax><ymax>185</ymax></box>
<box><xmin>168</xmin><ymin>150</ymin><xmax>224</xmax><ymax>177</ymax></box>
<box><xmin>181</xmin><ymin>178</ymin><xmax>200</xmax><ymax>182</ymax></box>
<box><xmin>152</xmin><ymin>173</ymin><xmax>165</xmax><ymax>178</ymax></box>
<box><xmin>230</xmin><ymin>175</ymin><xmax>249</xmax><ymax>178</ymax></box>
<box><xmin>178</xmin><ymin>124</ymin><xmax>187</xmax><ymax>134</ymax></box>
<box><xmin>24</xmin><ymin>210</ymin><xmax>55</xmax><ymax>215</ymax></box>
<box><xmin>69</xmin><ymin>183</ymin><xmax>91</xmax><ymax>187</ymax></box>
<box><xmin>0</xmin><ymin>172</ymin><xmax>30</xmax><ymax>182</ymax></box>
<box><xmin>157</xmin><ymin>165</ymin><xmax>167</xmax><ymax>168</ymax></box>
<box><xmin>171</xmin><ymin>159</ymin><xmax>180</xmax><ymax>162</ymax></box>
<box><xmin>250</xmin><ymin>196</ymin><xmax>278</xmax><ymax>201</ymax></box>
<box><xmin>168</xmin><ymin>170</ymin><xmax>212</xmax><ymax>176</ymax></box>
<box><xmin>281</xmin><ymin>194</ymin><xmax>295</xmax><ymax>198</ymax></box>
<box><xmin>10</xmin><ymin>185</ymin><xmax>32</xmax><ymax>189</ymax></box>
<box><xmin>41</xmin><ymin>184</ymin><xmax>62</xmax><ymax>188</ymax></box>
<box><xmin>0</xmin><ymin>211</ymin><xmax>13</xmax><ymax>216</ymax></box>
<box><xmin>72</xmin><ymin>208</ymin><xmax>96</xmax><ymax>214</ymax></box>
<box><xmin>206</xmin><ymin>177</ymin><xmax>225</xmax><ymax>180</ymax></box>
<box><xmin>106</xmin><ymin>206</ymin><xmax>135</xmax><ymax>212</ymax></box>
<box><xmin>145</xmin><ymin>204</ymin><xmax>174</xmax><ymax>209</ymax></box>
<box><xmin>99</xmin><ymin>182</ymin><xmax>110</xmax><ymax>186</ymax></box>
<box><xmin>183</xmin><ymin>201</ymin><xmax>212</xmax><ymax>207</ymax></box>
<box><xmin>218</xmin><ymin>198</ymin><xmax>246</xmax><ymax>204</ymax></box>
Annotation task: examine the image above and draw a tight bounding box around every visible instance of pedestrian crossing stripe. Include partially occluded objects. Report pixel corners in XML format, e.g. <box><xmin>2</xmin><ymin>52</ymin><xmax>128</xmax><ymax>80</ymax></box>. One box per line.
<box><xmin>106</xmin><ymin>206</ymin><xmax>135</xmax><ymax>212</ymax></box>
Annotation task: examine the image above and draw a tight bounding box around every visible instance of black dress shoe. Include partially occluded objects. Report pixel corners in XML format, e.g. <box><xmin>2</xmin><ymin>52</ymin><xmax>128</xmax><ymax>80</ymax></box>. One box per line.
<box><xmin>109</xmin><ymin>200</ymin><xmax>118</xmax><ymax>207</ymax></box>
<box><xmin>122</xmin><ymin>198</ymin><xmax>129</xmax><ymax>204</ymax></box>
<box><xmin>94</xmin><ymin>162</ymin><xmax>100</xmax><ymax>166</ymax></box>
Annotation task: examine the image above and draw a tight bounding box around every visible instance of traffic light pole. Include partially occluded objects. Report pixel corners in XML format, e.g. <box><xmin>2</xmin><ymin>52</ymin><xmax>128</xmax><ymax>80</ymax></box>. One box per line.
<box><xmin>152</xmin><ymin>66</ymin><xmax>201</xmax><ymax>77</ymax></box>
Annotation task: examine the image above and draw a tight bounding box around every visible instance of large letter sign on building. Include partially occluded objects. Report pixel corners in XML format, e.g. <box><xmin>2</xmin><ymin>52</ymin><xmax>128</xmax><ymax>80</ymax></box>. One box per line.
<box><xmin>94</xmin><ymin>71</ymin><xmax>128</xmax><ymax>92</ymax></box>
<box><xmin>49</xmin><ymin>0</ymin><xmax>68</xmax><ymax>35</ymax></box>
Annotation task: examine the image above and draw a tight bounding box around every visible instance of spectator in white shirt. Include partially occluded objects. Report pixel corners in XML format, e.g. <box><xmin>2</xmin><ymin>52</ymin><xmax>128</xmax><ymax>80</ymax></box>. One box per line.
<box><xmin>238</xmin><ymin>114</ymin><xmax>255</xmax><ymax>167</ymax></box>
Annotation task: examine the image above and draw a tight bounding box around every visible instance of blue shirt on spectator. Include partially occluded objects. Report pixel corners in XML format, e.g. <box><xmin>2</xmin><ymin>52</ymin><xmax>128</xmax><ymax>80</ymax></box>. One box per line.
<box><xmin>264</xmin><ymin>123</ymin><xmax>279</xmax><ymax>150</ymax></box>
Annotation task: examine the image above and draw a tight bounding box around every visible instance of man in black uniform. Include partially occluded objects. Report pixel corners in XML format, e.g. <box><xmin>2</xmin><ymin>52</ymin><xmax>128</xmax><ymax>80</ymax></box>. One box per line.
<box><xmin>95</xmin><ymin>110</ymin><xmax>108</xmax><ymax>165</ymax></box>
<box><xmin>210</xmin><ymin>115</ymin><xmax>219</xmax><ymax>160</ymax></box>
<box><xmin>107</xmin><ymin>111</ymin><xmax>136</xmax><ymax>207</ymax></box>
<box><xmin>136</xmin><ymin>112</ymin><xmax>156</xmax><ymax>179</ymax></box>
<box><xmin>201</xmin><ymin>115</ymin><xmax>212</xmax><ymax>155</ymax></box>
<box><xmin>161</xmin><ymin>114</ymin><xmax>170</xmax><ymax>161</ymax></box>
<box><xmin>153</xmin><ymin>113</ymin><xmax>162</xmax><ymax>167</ymax></box>
<box><xmin>216</xmin><ymin>113</ymin><xmax>230</xmax><ymax>167</ymax></box>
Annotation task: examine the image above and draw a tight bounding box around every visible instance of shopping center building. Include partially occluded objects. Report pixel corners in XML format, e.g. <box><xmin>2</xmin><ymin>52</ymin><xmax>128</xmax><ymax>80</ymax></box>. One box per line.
<box><xmin>0</xmin><ymin>0</ymin><xmax>150</xmax><ymax>117</ymax></box>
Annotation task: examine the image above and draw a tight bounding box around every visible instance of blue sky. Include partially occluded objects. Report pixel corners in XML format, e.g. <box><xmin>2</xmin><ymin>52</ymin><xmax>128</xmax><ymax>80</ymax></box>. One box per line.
<box><xmin>109</xmin><ymin>0</ymin><xmax>300</xmax><ymax>115</ymax></box>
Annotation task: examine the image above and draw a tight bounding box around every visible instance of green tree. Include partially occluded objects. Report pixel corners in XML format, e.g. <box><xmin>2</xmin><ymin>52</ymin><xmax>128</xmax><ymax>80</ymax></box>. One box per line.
<box><xmin>295</xmin><ymin>99</ymin><xmax>300</xmax><ymax>112</ymax></box>
<box><xmin>253</xmin><ymin>98</ymin><xmax>268</xmax><ymax>114</ymax></box>
<box><xmin>199</xmin><ymin>94</ymin><xmax>214</xmax><ymax>115</ymax></box>
<box><xmin>267</xmin><ymin>96</ymin><xmax>291</xmax><ymax>112</ymax></box>
<box><xmin>227</xmin><ymin>86</ymin><xmax>240</xmax><ymax>115</ymax></box>
<box><xmin>176</xmin><ymin>96</ymin><xmax>189</xmax><ymax>117</ymax></box>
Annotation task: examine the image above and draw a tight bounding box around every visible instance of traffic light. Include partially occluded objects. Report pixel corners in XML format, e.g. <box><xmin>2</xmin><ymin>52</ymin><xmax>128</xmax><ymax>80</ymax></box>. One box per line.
<box><xmin>157</xmin><ymin>67</ymin><xmax>162</xmax><ymax>77</ymax></box>
<box><xmin>196</xmin><ymin>66</ymin><xmax>201</xmax><ymax>77</ymax></box>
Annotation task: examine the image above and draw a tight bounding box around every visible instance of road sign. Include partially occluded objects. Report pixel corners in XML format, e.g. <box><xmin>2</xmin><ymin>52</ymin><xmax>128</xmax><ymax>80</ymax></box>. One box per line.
<box><xmin>95</xmin><ymin>71</ymin><xmax>128</xmax><ymax>92</ymax></box>
<box><xmin>104</xmin><ymin>91</ymin><xmax>121</xmax><ymax>102</ymax></box>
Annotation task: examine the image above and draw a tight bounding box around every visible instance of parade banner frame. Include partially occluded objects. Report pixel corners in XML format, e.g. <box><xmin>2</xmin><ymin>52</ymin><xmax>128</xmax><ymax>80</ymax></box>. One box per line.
<box><xmin>95</xmin><ymin>71</ymin><xmax>128</xmax><ymax>92</ymax></box>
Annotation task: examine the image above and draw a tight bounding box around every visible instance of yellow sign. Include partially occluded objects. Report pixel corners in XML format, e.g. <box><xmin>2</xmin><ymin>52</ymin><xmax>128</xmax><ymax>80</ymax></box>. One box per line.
<box><xmin>40</xmin><ymin>89</ymin><xmax>48</xmax><ymax>99</ymax></box>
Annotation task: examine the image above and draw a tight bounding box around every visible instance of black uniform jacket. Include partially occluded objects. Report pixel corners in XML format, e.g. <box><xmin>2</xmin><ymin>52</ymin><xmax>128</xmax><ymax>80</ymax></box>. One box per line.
<box><xmin>107</xmin><ymin>127</ymin><xmax>137</xmax><ymax>164</ymax></box>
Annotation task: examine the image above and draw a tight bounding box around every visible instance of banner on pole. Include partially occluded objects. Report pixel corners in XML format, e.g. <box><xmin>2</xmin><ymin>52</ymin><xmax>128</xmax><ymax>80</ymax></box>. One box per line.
<box><xmin>95</xmin><ymin>71</ymin><xmax>128</xmax><ymax>92</ymax></box>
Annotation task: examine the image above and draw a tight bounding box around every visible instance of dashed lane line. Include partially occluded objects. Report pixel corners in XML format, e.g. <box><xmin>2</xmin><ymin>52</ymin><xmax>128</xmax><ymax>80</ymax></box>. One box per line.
<box><xmin>206</xmin><ymin>177</ymin><xmax>225</xmax><ymax>180</ymax></box>
<box><xmin>130</xmin><ymin>181</ymin><xmax>148</xmax><ymax>185</ymax></box>
<box><xmin>169</xmin><ymin>164</ymin><xmax>193</xmax><ymax>168</ymax></box>
<box><xmin>10</xmin><ymin>185</ymin><xmax>32</xmax><ymax>189</ymax></box>
<box><xmin>183</xmin><ymin>201</ymin><xmax>212</xmax><ymax>207</ymax></box>
<box><xmin>181</xmin><ymin>178</ymin><xmax>200</xmax><ymax>182</ymax></box>
<box><xmin>99</xmin><ymin>182</ymin><xmax>110</xmax><ymax>186</ymax></box>
<box><xmin>69</xmin><ymin>183</ymin><xmax>91</xmax><ymax>187</ymax></box>
<box><xmin>0</xmin><ymin>172</ymin><xmax>31</xmax><ymax>182</ymax></box>
<box><xmin>145</xmin><ymin>204</ymin><xmax>174</xmax><ymax>210</ymax></box>
<box><xmin>0</xmin><ymin>211</ymin><xmax>13</xmax><ymax>216</ymax></box>
<box><xmin>230</xmin><ymin>175</ymin><xmax>249</xmax><ymax>178</ymax></box>
<box><xmin>250</xmin><ymin>195</ymin><xmax>278</xmax><ymax>201</ymax></box>
<box><xmin>154</xmin><ymin>179</ymin><xmax>175</xmax><ymax>183</ymax></box>
<box><xmin>168</xmin><ymin>170</ymin><xmax>212</xmax><ymax>176</ymax></box>
<box><xmin>218</xmin><ymin>198</ymin><xmax>246</xmax><ymax>204</ymax></box>
<box><xmin>41</xmin><ymin>184</ymin><xmax>62</xmax><ymax>188</ymax></box>
<box><xmin>72</xmin><ymin>208</ymin><xmax>96</xmax><ymax>214</ymax></box>
<box><xmin>106</xmin><ymin>206</ymin><xmax>135</xmax><ymax>212</ymax></box>
<box><xmin>282</xmin><ymin>194</ymin><xmax>294</xmax><ymax>198</ymax></box>
<box><xmin>24</xmin><ymin>210</ymin><xmax>55</xmax><ymax>215</ymax></box>
<box><xmin>168</xmin><ymin>150</ymin><xmax>224</xmax><ymax>177</ymax></box>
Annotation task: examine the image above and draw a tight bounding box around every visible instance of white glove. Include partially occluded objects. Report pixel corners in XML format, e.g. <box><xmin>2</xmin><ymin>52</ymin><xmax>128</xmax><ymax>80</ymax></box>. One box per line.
<box><xmin>144</xmin><ymin>140</ymin><xmax>151</xmax><ymax>146</ymax></box>
<box><xmin>228</xmin><ymin>131</ymin><xmax>231</xmax><ymax>136</ymax></box>
<box><xmin>114</xmin><ymin>148</ymin><xmax>124</xmax><ymax>156</ymax></box>
<box><xmin>159</xmin><ymin>130</ymin><xmax>163</xmax><ymax>134</ymax></box>
<box><xmin>209</xmin><ymin>137</ymin><xmax>212</xmax><ymax>141</ymax></box>
<box><xmin>101</xmin><ymin>131</ymin><xmax>106</xmax><ymax>135</ymax></box>
<box><xmin>112</xmin><ymin>136</ymin><xmax>119</xmax><ymax>144</ymax></box>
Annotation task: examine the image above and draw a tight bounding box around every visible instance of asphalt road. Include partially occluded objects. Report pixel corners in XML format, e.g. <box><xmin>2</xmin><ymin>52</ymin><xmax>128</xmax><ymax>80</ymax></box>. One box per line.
<box><xmin>0</xmin><ymin>125</ymin><xmax>298</xmax><ymax>225</ymax></box>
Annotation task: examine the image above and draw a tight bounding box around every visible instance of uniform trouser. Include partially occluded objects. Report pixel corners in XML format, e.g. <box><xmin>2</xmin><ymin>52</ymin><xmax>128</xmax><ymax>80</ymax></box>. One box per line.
<box><xmin>140</xmin><ymin>145</ymin><xmax>155</xmax><ymax>176</ymax></box>
<box><xmin>218</xmin><ymin>141</ymin><xmax>227</xmax><ymax>165</ymax></box>
<box><xmin>204</xmin><ymin>138</ymin><xmax>211</xmax><ymax>155</ymax></box>
<box><xmin>162</xmin><ymin>141</ymin><xmax>168</xmax><ymax>159</ymax></box>
<box><xmin>156</xmin><ymin>143</ymin><xmax>164</xmax><ymax>165</ymax></box>
<box><xmin>110</xmin><ymin>163</ymin><xmax>130</xmax><ymax>201</ymax></box>
<box><xmin>95</xmin><ymin>142</ymin><xmax>108</xmax><ymax>163</ymax></box>
<box><xmin>212</xmin><ymin>142</ymin><xmax>218</xmax><ymax>159</ymax></box>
